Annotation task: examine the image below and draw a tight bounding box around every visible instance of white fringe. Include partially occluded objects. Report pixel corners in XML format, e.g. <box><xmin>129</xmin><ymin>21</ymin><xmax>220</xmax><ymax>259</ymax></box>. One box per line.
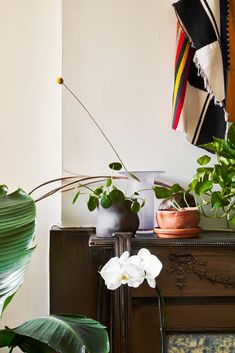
<box><xmin>193</xmin><ymin>55</ymin><xmax>228</xmax><ymax>122</ymax></box>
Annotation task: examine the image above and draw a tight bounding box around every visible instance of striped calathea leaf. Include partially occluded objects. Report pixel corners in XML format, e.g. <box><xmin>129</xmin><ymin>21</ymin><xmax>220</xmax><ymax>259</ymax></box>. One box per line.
<box><xmin>0</xmin><ymin>185</ymin><xmax>36</xmax><ymax>317</ymax></box>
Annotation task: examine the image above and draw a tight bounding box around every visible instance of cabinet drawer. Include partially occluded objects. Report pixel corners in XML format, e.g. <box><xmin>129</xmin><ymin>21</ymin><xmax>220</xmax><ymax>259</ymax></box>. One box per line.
<box><xmin>131</xmin><ymin>246</ymin><xmax>235</xmax><ymax>298</ymax></box>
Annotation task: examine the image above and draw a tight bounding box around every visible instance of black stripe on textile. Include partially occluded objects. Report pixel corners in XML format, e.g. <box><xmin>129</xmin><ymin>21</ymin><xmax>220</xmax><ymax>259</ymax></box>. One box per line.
<box><xmin>192</xmin><ymin>93</ymin><xmax>210</xmax><ymax>145</ymax></box>
<box><xmin>203</xmin><ymin>0</ymin><xmax>220</xmax><ymax>40</ymax></box>
<box><xmin>194</xmin><ymin>100</ymin><xmax>227</xmax><ymax>147</ymax></box>
<box><xmin>220</xmin><ymin>0</ymin><xmax>229</xmax><ymax>91</ymax></box>
<box><xmin>175</xmin><ymin>37</ymin><xmax>188</xmax><ymax>75</ymax></box>
<box><xmin>188</xmin><ymin>57</ymin><xmax>207</xmax><ymax>92</ymax></box>
<box><xmin>173</xmin><ymin>0</ymin><xmax>217</xmax><ymax>49</ymax></box>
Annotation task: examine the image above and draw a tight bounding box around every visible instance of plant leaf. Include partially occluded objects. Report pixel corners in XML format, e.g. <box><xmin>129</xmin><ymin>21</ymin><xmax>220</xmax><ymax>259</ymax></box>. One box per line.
<box><xmin>0</xmin><ymin>188</ymin><xmax>36</xmax><ymax>317</ymax></box>
<box><xmin>106</xmin><ymin>179</ymin><xmax>112</xmax><ymax>187</ymax></box>
<box><xmin>197</xmin><ymin>155</ymin><xmax>211</xmax><ymax>166</ymax></box>
<box><xmin>72</xmin><ymin>190</ymin><xmax>80</xmax><ymax>204</ymax></box>
<box><xmin>0</xmin><ymin>185</ymin><xmax>8</xmax><ymax>196</ymax></box>
<box><xmin>213</xmin><ymin>138</ymin><xmax>235</xmax><ymax>159</ymax></box>
<box><xmin>109</xmin><ymin>189</ymin><xmax>125</xmax><ymax>203</ymax></box>
<box><xmin>100</xmin><ymin>194</ymin><xmax>112</xmax><ymax>208</ymax></box>
<box><xmin>94</xmin><ymin>187</ymin><xmax>103</xmax><ymax>196</ymax></box>
<box><xmin>194</xmin><ymin>181</ymin><xmax>213</xmax><ymax>195</ymax></box>
<box><xmin>131</xmin><ymin>201</ymin><xmax>140</xmax><ymax>213</ymax></box>
<box><xmin>0</xmin><ymin>329</ymin><xmax>15</xmax><ymax>348</ymax></box>
<box><xmin>230</xmin><ymin>214</ymin><xmax>235</xmax><ymax>225</ymax></box>
<box><xmin>211</xmin><ymin>192</ymin><xmax>223</xmax><ymax>209</ymax></box>
<box><xmin>108</xmin><ymin>162</ymin><xmax>122</xmax><ymax>171</ymax></box>
<box><xmin>228</xmin><ymin>123</ymin><xmax>235</xmax><ymax>146</ymax></box>
<box><xmin>153</xmin><ymin>186</ymin><xmax>171</xmax><ymax>199</ymax></box>
<box><xmin>201</xmin><ymin>142</ymin><xmax>217</xmax><ymax>153</ymax></box>
<box><xmin>0</xmin><ymin>314</ymin><xmax>109</xmax><ymax>353</ymax></box>
<box><xmin>141</xmin><ymin>199</ymin><xmax>146</xmax><ymax>208</ymax></box>
<box><xmin>87</xmin><ymin>196</ymin><xmax>98</xmax><ymax>211</ymax></box>
<box><xmin>170</xmin><ymin>184</ymin><xmax>184</xmax><ymax>194</ymax></box>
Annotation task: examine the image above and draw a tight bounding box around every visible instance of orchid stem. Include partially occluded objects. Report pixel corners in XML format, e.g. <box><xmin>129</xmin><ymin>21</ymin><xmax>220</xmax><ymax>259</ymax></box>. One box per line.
<box><xmin>8</xmin><ymin>347</ymin><xmax>14</xmax><ymax>353</ymax></box>
<box><xmin>155</xmin><ymin>284</ymin><xmax>166</xmax><ymax>353</ymax></box>
<box><xmin>62</xmin><ymin>82</ymin><xmax>129</xmax><ymax>174</ymax></box>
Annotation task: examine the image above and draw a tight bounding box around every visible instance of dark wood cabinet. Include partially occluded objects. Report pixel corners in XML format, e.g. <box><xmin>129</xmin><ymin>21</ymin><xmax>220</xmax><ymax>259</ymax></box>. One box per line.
<box><xmin>50</xmin><ymin>227</ymin><xmax>235</xmax><ymax>353</ymax></box>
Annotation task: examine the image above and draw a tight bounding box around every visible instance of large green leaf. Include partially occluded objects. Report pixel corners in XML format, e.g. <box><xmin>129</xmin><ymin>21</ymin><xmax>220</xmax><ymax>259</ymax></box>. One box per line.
<box><xmin>0</xmin><ymin>314</ymin><xmax>109</xmax><ymax>353</ymax></box>
<box><xmin>228</xmin><ymin>123</ymin><xmax>235</xmax><ymax>146</ymax></box>
<box><xmin>153</xmin><ymin>186</ymin><xmax>171</xmax><ymax>199</ymax></box>
<box><xmin>0</xmin><ymin>186</ymin><xmax>36</xmax><ymax>316</ymax></box>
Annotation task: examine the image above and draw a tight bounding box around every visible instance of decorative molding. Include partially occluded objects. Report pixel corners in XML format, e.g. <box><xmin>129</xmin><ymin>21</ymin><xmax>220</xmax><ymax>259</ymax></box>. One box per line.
<box><xmin>167</xmin><ymin>253</ymin><xmax>235</xmax><ymax>289</ymax></box>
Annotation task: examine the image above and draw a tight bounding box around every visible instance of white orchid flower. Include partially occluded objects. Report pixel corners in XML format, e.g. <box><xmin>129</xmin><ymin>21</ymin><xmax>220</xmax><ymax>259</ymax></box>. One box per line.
<box><xmin>100</xmin><ymin>248</ymin><xmax>162</xmax><ymax>290</ymax></box>
<box><xmin>100</xmin><ymin>251</ymin><xmax>145</xmax><ymax>290</ymax></box>
<box><xmin>137</xmin><ymin>248</ymin><xmax>163</xmax><ymax>288</ymax></box>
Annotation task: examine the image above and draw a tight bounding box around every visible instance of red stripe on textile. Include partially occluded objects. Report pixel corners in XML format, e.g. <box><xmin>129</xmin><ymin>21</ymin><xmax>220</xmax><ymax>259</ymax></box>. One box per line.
<box><xmin>172</xmin><ymin>48</ymin><xmax>194</xmax><ymax>130</ymax></box>
<box><xmin>175</xmin><ymin>30</ymin><xmax>185</xmax><ymax>68</ymax></box>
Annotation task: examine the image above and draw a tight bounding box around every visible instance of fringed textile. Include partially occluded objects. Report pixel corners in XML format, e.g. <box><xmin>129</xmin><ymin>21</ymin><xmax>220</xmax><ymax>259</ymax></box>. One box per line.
<box><xmin>172</xmin><ymin>0</ymin><xmax>235</xmax><ymax>146</ymax></box>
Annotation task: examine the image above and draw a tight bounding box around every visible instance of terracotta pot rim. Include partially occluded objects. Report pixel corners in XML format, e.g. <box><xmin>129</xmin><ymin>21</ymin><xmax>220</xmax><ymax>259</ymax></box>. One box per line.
<box><xmin>153</xmin><ymin>227</ymin><xmax>202</xmax><ymax>238</ymax></box>
<box><xmin>154</xmin><ymin>227</ymin><xmax>202</xmax><ymax>234</ymax></box>
<box><xmin>157</xmin><ymin>207</ymin><xmax>199</xmax><ymax>212</ymax></box>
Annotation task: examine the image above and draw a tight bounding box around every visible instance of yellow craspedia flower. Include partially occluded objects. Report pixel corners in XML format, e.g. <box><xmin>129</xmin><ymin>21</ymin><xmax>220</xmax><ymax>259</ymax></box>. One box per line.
<box><xmin>56</xmin><ymin>77</ymin><xmax>64</xmax><ymax>85</ymax></box>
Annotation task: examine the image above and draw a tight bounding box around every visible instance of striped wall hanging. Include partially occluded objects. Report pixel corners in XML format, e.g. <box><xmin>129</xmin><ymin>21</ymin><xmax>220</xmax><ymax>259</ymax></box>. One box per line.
<box><xmin>172</xmin><ymin>0</ymin><xmax>235</xmax><ymax>146</ymax></box>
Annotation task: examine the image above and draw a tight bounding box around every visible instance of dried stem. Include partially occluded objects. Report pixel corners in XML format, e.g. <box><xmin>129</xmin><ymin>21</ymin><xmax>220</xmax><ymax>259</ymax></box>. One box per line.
<box><xmin>32</xmin><ymin>175</ymin><xmax>127</xmax><ymax>203</ymax></box>
<box><xmin>155</xmin><ymin>283</ymin><xmax>166</xmax><ymax>353</ymax></box>
<box><xmin>62</xmin><ymin>81</ymin><xmax>129</xmax><ymax>174</ymax></box>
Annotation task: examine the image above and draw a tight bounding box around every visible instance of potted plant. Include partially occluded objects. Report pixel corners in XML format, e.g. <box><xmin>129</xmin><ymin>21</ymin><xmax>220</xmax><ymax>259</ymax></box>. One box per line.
<box><xmin>153</xmin><ymin>183</ymin><xmax>201</xmax><ymax>238</ymax></box>
<box><xmin>0</xmin><ymin>185</ymin><xmax>109</xmax><ymax>353</ymax></box>
<box><xmin>80</xmin><ymin>162</ymin><xmax>143</xmax><ymax>237</ymax></box>
<box><xmin>152</xmin><ymin>123</ymin><xmax>235</xmax><ymax>237</ymax></box>
<box><xmin>55</xmin><ymin>78</ymin><xmax>164</xmax><ymax>235</ymax></box>
<box><xmin>188</xmin><ymin>122</ymin><xmax>235</xmax><ymax>228</ymax></box>
<box><xmin>31</xmin><ymin>161</ymin><xmax>146</xmax><ymax>238</ymax></box>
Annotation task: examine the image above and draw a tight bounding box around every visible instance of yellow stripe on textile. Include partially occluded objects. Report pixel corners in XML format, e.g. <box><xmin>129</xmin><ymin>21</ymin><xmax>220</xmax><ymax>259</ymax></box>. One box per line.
<box><xmin>173</xmin><ymin>40</ymin><xmax>190</xmax><ymax>108</ymax></box>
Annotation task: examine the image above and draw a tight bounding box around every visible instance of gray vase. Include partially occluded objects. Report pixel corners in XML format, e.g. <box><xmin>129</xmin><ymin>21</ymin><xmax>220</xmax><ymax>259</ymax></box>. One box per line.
<box><xmin>96</xmin><ymin>200</ymin><xmax>139</xmax><ymax>237</ymax></box>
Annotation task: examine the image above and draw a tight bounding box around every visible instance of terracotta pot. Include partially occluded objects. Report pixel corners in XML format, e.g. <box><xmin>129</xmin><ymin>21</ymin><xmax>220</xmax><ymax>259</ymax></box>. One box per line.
<box><xmin>154</xmin><ymin>227</ymin><xmax>202</xmax><ymax>238</ymax></box>
<box><xmin>96</xmin><ymin>200</ymin><xmax>139</xmax><ymax>237</ymax></box>
<box><xmin>156</xmin><ymin>207</ymin><xmax>200</xmax><ymax>229</ymax></box>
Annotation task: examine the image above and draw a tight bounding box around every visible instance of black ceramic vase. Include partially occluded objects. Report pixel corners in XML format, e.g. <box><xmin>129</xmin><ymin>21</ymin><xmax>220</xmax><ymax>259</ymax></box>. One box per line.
<box><xmin>96</xmin><ymin>200</ymin><xmax>139</xmax><ymax>237</ymax></box>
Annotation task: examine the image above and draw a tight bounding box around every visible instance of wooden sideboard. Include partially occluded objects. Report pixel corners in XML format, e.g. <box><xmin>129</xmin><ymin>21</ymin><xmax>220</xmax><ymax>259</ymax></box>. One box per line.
<box><xmin>50</xmin><ymin>227</ymin><xmax>235</xmax><ymax>353</ymax></box>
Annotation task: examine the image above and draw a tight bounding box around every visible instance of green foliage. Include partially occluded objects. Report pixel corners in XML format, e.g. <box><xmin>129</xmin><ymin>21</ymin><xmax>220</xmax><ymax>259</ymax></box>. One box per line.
<box><xmin>153</xmin><ymin>184</ymin><xmax>188</xmax><ymax>210</ymax></box>
<box><xmin>87</xmin><ymin>195</ymin><xmax>99</xmax><ymax>211</ymax></box>
<box><xmin>131</xmin><ymin>201</ymin><xmax>141</xmax><ymax>213</ymax></box>
<box><xmin>72</xmin><ymin>162</ymin><xmax>145</xmax><ymax>214</ymax></box>
<box><xmin>188</xmin><ymin>123</ymin><xmax>235</xmax><ymax>227</ymax></box>
<box><xmin>153</xmin><ymin>123</ymin><xmax>235</xmax><ymax>227</ymax></box>
<box><xmin>0</xmin><ymin>186</ymin><xmax>110</xmax><ymax>353</ymax></box>
<box><xmin>108</xmin><ymin>162</ymin><xmax>122</xmax><ymax>171</ymax></box>
<box><xmin>197</xmin><ymin>155</ymin><xmax>211</xmax><ymax>166</ymax></box>
<box><xmin>72</xmin><ymin>190</ymin><xmax>80</xmax><ymax>204</ymax></box>
<box><xmin>100</xmin><ymin>193</ymin><xmax>112</xmax><ymax>208</ymax></box>
<box><xmin>0</xmin><ymin>186</ymin><xmax>36</xmax><ymax>317</ymax></box>
<box><xmin>0</xmin><ymin>315</ymin><xmax>109</xmax><ymax>353</ymax></box>
<box><xmin>153</xmin><ymin>186</ymin><xmax>172</xmax><ymax>199</ymax></box>
<box><xmin>109</xmin><ymin>189</ymin><xmax>125</xmax><ymax>203</ymax></box>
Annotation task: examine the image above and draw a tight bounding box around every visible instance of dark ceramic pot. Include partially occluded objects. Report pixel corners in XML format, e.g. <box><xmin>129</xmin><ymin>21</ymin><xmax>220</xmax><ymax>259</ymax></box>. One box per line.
<box><xmin>96</xmin><ymin>200</ymin><xmax>139</xmax><ymax>237</ymax></box>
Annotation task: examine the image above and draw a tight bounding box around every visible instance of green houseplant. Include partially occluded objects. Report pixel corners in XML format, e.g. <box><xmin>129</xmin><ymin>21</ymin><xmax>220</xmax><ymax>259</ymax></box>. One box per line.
<box><xmin>31</xmin><ymin>161</ymin><xmax>146</xmax><ymax>237</ymax></box>
<box><xmin>153</xmin><ymin>123</ymin><xmax>235</xmax><ymax>234</ymax></box>
<box><xmin>152</xmin><ymin>183</ymin><xmax>200</xmax><ymax>238</ymax></box>
<box><xmin>0</xmin><ymin>185</ymin><xmax>109</xmax><ymax>353</ymax></box>
<box><xmin>72</xmin><ymin>162</ymin><xmax>147</xmax><ymax>237</ymax></box>
<box><xmin>188</xmin><ymin>122</ymin><xmax>235</xmax><ymax>228</ymax></box>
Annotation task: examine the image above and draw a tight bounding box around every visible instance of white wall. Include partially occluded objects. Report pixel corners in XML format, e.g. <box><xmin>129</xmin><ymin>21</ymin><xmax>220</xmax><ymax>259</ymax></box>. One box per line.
<box><xmin>62</xmin><ymin>0</ymin><xmax>222</xmax><ymax>228</ymax></box>
<box><xmin>0</xmin><ymin>0</ymin><xmax>62</xmax><ymax>346</ymax></box>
